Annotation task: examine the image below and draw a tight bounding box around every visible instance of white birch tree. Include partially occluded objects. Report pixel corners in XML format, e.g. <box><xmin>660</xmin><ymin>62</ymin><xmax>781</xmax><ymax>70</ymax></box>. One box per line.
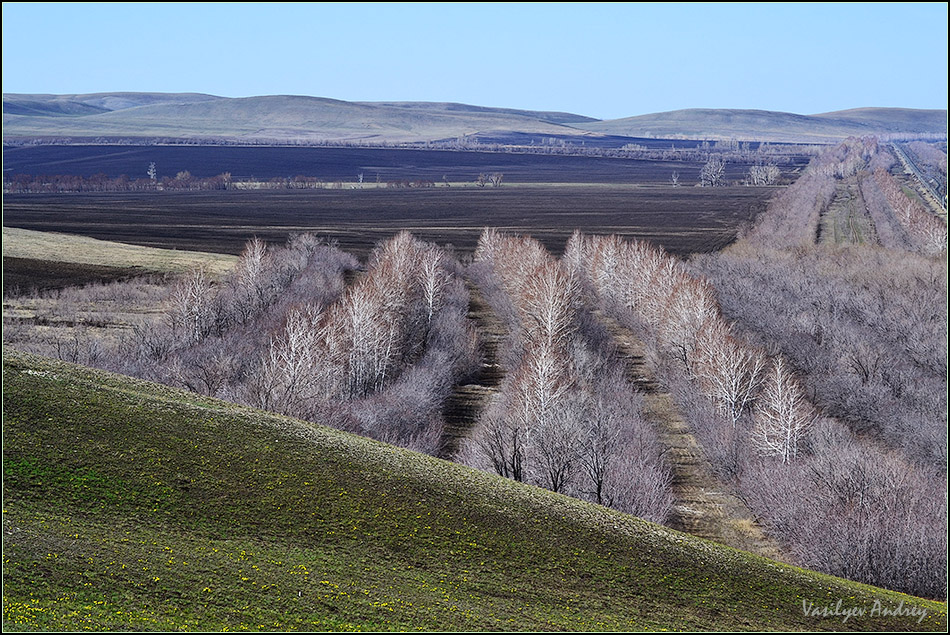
<box><xmin>752</xmin><ymin>357</ymin><xmax>817</xmax><ymax>463</ymax></box>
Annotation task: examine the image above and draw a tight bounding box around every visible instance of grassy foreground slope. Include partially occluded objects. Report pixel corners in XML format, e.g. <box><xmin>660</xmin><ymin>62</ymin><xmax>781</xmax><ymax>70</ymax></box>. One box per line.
<box><xmin>2</xmin><ymin>351</ymin><xmax>946</xmax><ymax>632</ymax></box>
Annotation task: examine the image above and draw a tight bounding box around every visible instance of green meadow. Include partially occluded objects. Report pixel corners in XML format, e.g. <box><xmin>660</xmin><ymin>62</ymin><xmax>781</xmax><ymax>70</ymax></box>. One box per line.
<box><xmin>3</xmin><ymin>350</ymin><xmax>945</xmax><ymax>631</ymax></box>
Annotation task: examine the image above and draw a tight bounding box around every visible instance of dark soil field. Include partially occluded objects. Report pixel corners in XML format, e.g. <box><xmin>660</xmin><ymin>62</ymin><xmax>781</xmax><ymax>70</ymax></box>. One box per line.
<box><xmin>2</xmin><ymin>256</ymin><xmax>142</xmax><ymax>296</ymax></box>
<box><xmin>3</xmin><ymin>144</ymin><xmax>767</xmax><ymax>184</ymax></box>
<box><xmin>2</xmin><ymin>185</ymin><xmax>774</xmax><ymax>260</ymax></box>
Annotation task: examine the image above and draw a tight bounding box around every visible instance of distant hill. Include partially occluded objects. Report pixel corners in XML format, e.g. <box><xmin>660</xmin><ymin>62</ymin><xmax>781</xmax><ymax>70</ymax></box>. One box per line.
<box><xmin>2</xmin><ymin>92</ymin><xmax>222</xmax><ymax>117</ymax></box>
<box><xmin>362</xmin><ymin>100</ymin><xmax>600</xmax><ymax>125</ymax></box>
<box><xmin>3</xmin><ymin>92</ymin><xmax>946</xmax><ymax>143</ymax></box>
<box><xmin>811</xmin><ymin>107</ymin><xmax>949</xmax><ymax>131</ymax></box>
<box><xmin>2</xmin><ymin>93</ymin><xmax>594</xmax><ymax>144</ymax></box>
<box><xmin>3</xmin><ymin>349</ymin><xmax>946</xmax><ymax>631</ymax></box>
<box><xmin>577</xmin><ymin>107</ymin><xmax>948</xmax><ymax>143</ymax></box>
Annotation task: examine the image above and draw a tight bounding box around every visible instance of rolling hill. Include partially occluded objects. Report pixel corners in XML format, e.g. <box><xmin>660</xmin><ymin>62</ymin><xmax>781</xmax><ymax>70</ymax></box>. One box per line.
<box><xmin>1</xmin><ymin>92</ymin><xmax>221</xmax><ymax>117</ymax></box>
<box><xmin>2</xmin><ymin>93</ymin><xmax>594</xmax><ymax>144</ymax></box>
<box><xmin>3</xmin><ymin>92</ymin><xmax>946</xmax><ymax>144</ymax></box>
<box><xmin>576</xmin><ymin>107</ymin><xmax>949</xmax><ymax>143</ymax></box>
<box><xmin>3</xmin><ymin>349</ymin><xmax>946</xmax><ymax>631</ymax></box>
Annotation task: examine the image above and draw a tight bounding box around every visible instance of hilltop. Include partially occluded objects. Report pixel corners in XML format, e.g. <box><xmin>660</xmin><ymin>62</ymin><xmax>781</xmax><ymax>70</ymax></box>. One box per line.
<box><xmin>3</xmin><ymin>92</ymin><xmax>946</xmax><ymax>144</ymax></box>
<box><xmin>577</xmin><ymin>107</ymin><xmax>949</xmax><ymax>143</ymax></box>
<box><xmin>2</xmin><ymin>93</ymin><xmax>593</xmax><ymax>144</ymax></box>
<box><xmin>3</xmin><ymin>349</ymin><xmax>945</xmax><ymax>631</ymax></box>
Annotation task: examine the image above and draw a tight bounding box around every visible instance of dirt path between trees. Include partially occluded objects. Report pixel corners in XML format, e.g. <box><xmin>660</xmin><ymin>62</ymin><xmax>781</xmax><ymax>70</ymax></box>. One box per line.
<box><xmin>439</xmin><ymin>277</ymin><xmax>506</xmax><ymax>460</ymax></box>
<box><xmin>594</xmin><ymin>310</ymin><xmax>786</xmax><ymax>561</ymax></box>
<box><xmin>437</xmin><ymin>277</ymin><xmax>786</xmax><ymax>561</ymax></box>
<box><xmin>817</xmin><ymin>179</ymin><xmax>874</xmax><ymax>246</ymax></box>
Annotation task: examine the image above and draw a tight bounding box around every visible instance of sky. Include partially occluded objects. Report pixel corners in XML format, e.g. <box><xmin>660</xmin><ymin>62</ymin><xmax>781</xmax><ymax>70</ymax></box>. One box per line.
<box><xmin>2</xmin><ymin>2</ymin><xmax>947</xmax><ymax>120</ymax></box>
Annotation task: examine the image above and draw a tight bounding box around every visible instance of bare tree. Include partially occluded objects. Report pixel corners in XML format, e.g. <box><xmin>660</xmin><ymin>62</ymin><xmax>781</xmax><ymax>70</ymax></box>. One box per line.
<box><xmin>530</xmin><ymin>395</ymin><xmax>584</xmax><ymax>493</ymax></box>
<box><xmin>577</xmin><ymin>396</ymin><xmax>620</xmax><ymax>506</ymax></box>
<box><xmin>752</xmin><ymin>357</ymin><xmax>817</xmax><ymax>463</ymax></box>
<box><xmin>343</xmin><ymin>289</ymin><xmax>391</xmax><ymax>398</ymax></box>
<box><xmin>700</xmin><ymin>155</ymin><xmax>726</xmax><ymax>187</ymax></box>
<box><xmin>519</xmin><ymin>261</ymin><xmax>579</xmax><ymax>351</ymax></box>
<box><xmin>231</xmin><ymin>237</ymin><xmax>270</xmax><ymax>322</ymax></box>
<box><xmin>516</xmin><ymin>341</ymin><xmax>576</xmax><ymax>491</ymax></box>
<box><xmin>656</xmin><ymin>276</ymin><xmax>720</xmax><ymax>370</ymax></box>
<box><xmin>472</xmin><ymin>404</ymin><xmax>528</xmax><ymax>482</ymax></box>
<box><xmin>255</xmin><ymin>306</ymin><xmax>323</xmax><ymax>415</ymax></box>
<box><xmin>166</xmin><ymin>340</ymin><xmax>234</xmax><ymax>396</ymax></box>
<box><xmin>465</xmin><ymin>230</ymin><xmax>674</xmax><ymax>523</ymax></box>
<box><xmin>872</xmin><ymin>166</ymin><xmax>948</xmax><ymax>255</ymax></box>
<box><xmin>747</xmin><ymin>164</ymin><xmax>780</xmax><ymax>186</ymax></box>
<box><xmin>693</xmin><ymin>321</ymin><xmax>767</xmax><ymax>428</ymax></box>
<box><xmin>418</xmin><ymin>246</ymin><xmax>449</xmax><ymax>327</ymax></box>
<box><xmin>168</xmin><ymin>267</ymin><xmax>215</xmax><ymax>344</ymax></box>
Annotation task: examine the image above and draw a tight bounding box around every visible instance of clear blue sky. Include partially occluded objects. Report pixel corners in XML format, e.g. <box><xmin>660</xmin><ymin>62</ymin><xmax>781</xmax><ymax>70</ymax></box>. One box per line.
<box><xmin>3</xmin><ymin>2</ymin><xmax>947</xmax><ymax>120</ymax></box>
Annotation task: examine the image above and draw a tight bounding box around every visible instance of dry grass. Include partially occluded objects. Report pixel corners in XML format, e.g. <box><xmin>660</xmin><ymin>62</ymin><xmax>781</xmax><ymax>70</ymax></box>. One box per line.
<box><xmin>2</xmin><ymin>226</ymin><xmax>237</xmax><ymax>275</ymax></box>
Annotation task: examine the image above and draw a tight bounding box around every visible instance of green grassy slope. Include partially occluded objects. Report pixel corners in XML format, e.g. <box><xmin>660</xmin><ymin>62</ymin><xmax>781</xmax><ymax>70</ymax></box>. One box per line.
<box><xmin>2</xmin><ymin>350</ymin><xmax>946</xmax><ymax>632</ymax></box>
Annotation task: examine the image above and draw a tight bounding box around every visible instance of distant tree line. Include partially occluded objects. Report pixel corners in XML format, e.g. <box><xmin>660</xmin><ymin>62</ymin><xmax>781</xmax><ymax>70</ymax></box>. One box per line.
<box><xmin>4</xmin><ymin>137</ymin><xmax>829</xmax><ymax>195</ymax></box>
<box><xmin>4</xmin><ymin>172</ymin><xmax>505</xmax><ymax>193</ymax></box>
<box><xmin>3</xmin><ymin>171</ymin><xmax>235</xmax><ymax>193</ymax></box>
